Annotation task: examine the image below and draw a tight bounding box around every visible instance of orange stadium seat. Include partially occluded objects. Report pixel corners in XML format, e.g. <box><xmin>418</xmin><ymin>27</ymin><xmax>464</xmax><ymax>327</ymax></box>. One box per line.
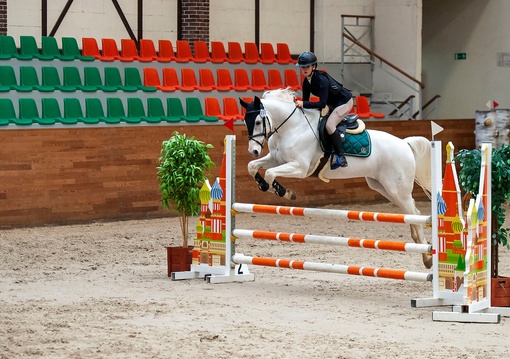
<box><xmin>120</xmin><ymin>39</ymin><xmax>140</xmax><ymax>61</ymax></box>
<box><xmin>251</xmin><ymin>68</ymin><xmax>269</xmax><ymax>91</ymax></box>
<box><xmin>157</xmin><ymin>40</ymin><xmax>176</xmax><ymax>62</ymax></box>
<box><xmin>175</xmin><ymin>40</ymin><xmax>193</xmax><ymax>62</ymax></box>
<box><xmin>260</xmin><ymin>43</ymin><xmax>277</xmax><ymax>64</ymax></box>
<box><xmin>180</xmin><ymin>68</ymin><xmax>199</xmax><ymax>91</ymax></box>
<box><xmin>267</xmin><ymin>69</ymin><xmax>284</xmax><ymax>89</ymax></box>
<box><xmin>193</xmin><ymin>40</ymin><xmax>211</xmax><ymax>62</ymax></box>
<box><xmin>215</xmin><ymin>68</ymin><xmax>234</xmax><ymax>91</ymax></box>
<box><xmin>233</xmin><ymin>68</ymin><xmax>251</xmax><ymax>91</ymax></box>
<box><xmin>198</xmin><ymin>68</ymin><xmax>217</xmax><ymax>91</ymax></box>
<box><xmin>210</xmin><ymin>41</ymin><xmax>228</xmax><ymax>63</ymax></box>
<box><xmin>101</xmin><ymin>38</ymin><xmax>121</xmax><ymax>61</ymax></box>
<box><xmin>244</xmin><ymin>42</ymin><xmax>261</xmax><ymax>64</ymax></box>
<box><xmin>227</xmin><ymin>41</ymin><xmax>245</xmax><ymax>63</ymax></box>
<box><xmin>276</xmin><ymin>43</ymin><xmax>297</xmax><ymax>64</ymax></box>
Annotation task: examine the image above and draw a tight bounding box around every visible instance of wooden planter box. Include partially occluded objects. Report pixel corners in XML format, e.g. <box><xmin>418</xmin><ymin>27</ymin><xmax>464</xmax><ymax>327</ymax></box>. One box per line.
<box><xmin>167</xmin><ymin>246</ymin><xmax>193</xmax><ymax>277</ymax></box>
<box><xmin>491</xmin><ymin>276</ymin><xmax>510</xmax><ymax>307</ymax></box>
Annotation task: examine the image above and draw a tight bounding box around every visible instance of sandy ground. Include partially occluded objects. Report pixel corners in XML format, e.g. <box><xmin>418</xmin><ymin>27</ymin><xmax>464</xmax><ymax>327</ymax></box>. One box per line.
<box><xmin>1</xmin><ymin>200</ymin><xmax>510</xmax><ymax>359</ymax></box>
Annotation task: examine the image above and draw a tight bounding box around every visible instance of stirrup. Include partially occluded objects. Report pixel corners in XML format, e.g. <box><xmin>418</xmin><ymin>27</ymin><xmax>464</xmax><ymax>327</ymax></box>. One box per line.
<box><xmin>331</xmin><ymin>154</ymin><xmax>348</xmax><ymax>170</ymax></box>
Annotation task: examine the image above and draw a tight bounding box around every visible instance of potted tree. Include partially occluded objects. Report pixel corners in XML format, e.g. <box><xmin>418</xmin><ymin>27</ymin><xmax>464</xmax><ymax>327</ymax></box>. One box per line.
<box><xmin>456</xmin><ymin>144</ymin><xmax>510</xmax><ymax>306</ymax></box>
<box><xmin>157</xmin><ymin>131</ymin><xmax>214</xmax><ymax>275</ymax></box>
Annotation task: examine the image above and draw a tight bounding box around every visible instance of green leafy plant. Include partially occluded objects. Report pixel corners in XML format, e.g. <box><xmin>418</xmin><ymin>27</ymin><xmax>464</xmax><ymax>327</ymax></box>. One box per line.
<box><xmin>157</xmin><ymin>132</ymin><xmax>214</xmax><ymax>247</ymax></box>
<box><xmin>455</xmin><ymin>144</ymin><xmax>510</xmax><ymax>249</ymax></box>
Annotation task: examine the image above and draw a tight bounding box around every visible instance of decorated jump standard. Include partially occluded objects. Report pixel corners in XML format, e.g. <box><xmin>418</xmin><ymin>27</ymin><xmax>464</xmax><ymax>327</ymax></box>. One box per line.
<box><xmin>172</xmin><ymin>135</ymin><xmax>509</xmax><ymax>323</ymax></box>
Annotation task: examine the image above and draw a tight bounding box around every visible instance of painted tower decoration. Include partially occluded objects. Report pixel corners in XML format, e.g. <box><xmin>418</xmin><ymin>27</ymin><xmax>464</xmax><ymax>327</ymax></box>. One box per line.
<box><xmin>435</xmin><ymin>141</ymin><xmax>491</xmax><ymax>307</ymax></box>
<box><xmin>191</xmin><ymin>139</ymin><xmax>228</xmax><ymax>268</ymax></box>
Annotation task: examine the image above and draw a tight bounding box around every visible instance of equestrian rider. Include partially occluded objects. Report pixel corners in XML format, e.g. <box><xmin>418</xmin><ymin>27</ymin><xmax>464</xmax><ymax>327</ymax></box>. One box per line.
<box><xmin>294</xmin><ymin>51</ymin><xmax>354</xmax><ymax>169</ymax></box>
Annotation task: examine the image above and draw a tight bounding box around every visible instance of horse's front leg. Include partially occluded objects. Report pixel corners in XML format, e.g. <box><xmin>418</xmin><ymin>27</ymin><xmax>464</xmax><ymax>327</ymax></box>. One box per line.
<box><xmin>263</xmin><ymin>161</ymin><xmax>309</xmax><ymax>200</ymax></box>
<box><xmin>248</xmin><ymin>155</ymin><xmax>279</xmax><ymax>195</ymax></box>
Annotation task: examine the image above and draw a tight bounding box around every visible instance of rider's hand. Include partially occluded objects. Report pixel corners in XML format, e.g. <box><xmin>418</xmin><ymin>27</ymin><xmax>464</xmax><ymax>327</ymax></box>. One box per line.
<box><xmin>295</xmin><ymin>100</ymin><xmax>303</xmax><ymax>108</ymax></box>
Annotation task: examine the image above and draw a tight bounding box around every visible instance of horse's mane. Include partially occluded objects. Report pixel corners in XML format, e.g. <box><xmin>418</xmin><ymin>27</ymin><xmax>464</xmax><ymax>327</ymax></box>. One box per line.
<box><xmin>262</xmin><ymin>88</ymin><xmax>297</xmax><ymax>103</ymax></box>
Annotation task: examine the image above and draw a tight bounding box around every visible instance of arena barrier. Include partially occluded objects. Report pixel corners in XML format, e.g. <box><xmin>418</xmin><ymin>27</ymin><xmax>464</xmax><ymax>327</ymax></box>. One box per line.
<box><xmin>172</xmin><ymin>135</ymin><xmax>509</xmax><ymax>323</ymax></box>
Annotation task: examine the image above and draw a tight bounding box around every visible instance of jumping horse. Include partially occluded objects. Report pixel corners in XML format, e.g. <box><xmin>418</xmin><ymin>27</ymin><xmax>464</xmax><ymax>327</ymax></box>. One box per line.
<box><xmin>239</xmin><ymin>89</ymin><xmax>433</xmax><ymax>269</ymax></box>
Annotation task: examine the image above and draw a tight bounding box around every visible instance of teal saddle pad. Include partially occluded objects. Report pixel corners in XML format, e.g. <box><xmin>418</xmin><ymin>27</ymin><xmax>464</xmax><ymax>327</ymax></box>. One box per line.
<box><xmin>343</xmin><ymin>130</ymin><xmax>371</xmax><ymax>157</ymax></box>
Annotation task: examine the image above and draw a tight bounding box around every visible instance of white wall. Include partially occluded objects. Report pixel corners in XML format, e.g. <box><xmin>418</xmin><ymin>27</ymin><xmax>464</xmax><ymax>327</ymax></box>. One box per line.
<box><xmin>7</xmin><ymin>0</ymin><xmax>178</xmax><ymax>47</ymax></box>
<box><xmin>314</xmin><ymin>0</ymin><xmax>373</xmax><ymax>63</ymax></box>
<box><xmin>423</xmin><ymin>0</ymin><xmax>510</xmax><ymax>119</ymax></box>
<box><xmin>373</xmin><ymin>0</ymin><xmax>422</xmax><ymax>102</ymax></box>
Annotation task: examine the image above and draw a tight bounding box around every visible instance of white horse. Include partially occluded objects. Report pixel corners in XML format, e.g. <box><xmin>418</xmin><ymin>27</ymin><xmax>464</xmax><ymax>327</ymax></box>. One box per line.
<box><xmin>239</xmin><ymin>89</ymin><xmax>433</xmax><ymax>269</ymax></box>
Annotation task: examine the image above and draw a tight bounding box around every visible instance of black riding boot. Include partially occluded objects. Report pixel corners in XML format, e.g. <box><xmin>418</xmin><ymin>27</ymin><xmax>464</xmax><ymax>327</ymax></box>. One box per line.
<box><xmin>329</xmin><ymin>129</ymin><xmax>348</xmax><ymax>169</ymax></box>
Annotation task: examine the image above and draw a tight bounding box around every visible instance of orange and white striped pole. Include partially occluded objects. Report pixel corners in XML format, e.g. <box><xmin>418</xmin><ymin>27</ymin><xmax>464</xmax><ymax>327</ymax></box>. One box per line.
<box><xmin>232</xmin><ymin>254</ymin><xmax>432</xmax><ymax>282</ymax></box>
<box><xmin>232</xmin><ymin>203</ymin><xmax>431</xmax><ymax>226</ymax></box>
<box><xmin>232</xmin><ymin>229</ymin><xmax>432</xmax><ymax>254</ymax></box>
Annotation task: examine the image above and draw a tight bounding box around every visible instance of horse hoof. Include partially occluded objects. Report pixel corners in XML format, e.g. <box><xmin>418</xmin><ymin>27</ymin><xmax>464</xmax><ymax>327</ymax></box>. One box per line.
<box><xmin>424</xmin><ymin>256</ymin><xmax>433</xmax><ymax>269</ymax></box>
<box><xmin>286</xmin><ymin>190</ymin><xmax>297</xmax><ymax>200</ymax></box>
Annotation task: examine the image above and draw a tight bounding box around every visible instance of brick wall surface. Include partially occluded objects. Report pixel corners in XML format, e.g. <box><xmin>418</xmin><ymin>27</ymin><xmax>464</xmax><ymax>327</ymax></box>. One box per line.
<box><xmin>0</xmin><ymin>119</ymin><xmax>475</xmax><ymax>228</ymax></box>
<box><xmin>180</xmin><ymin>0</ymin><xmax>209</xmax><ymax>50</ymax></box>
<box><xmin>0</xmin><ymin>0</ymin><xmax>7</xmax><ymax>35</ymax></box>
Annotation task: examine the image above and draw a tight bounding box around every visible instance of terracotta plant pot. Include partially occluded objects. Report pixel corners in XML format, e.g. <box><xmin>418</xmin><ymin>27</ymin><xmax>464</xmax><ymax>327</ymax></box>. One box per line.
<box><xmin>167</xmin><ymin>246</ymin><xmax>193</xmax><ymax>277</ymax></box>
<box><xmin>491</xmin><ymin>276</ymin><xmax>510</xmax><ymax>307</ymax></box>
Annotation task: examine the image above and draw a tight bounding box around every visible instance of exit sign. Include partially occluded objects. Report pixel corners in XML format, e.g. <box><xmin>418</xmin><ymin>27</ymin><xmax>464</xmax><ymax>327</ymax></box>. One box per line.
<box><xmin>455</xmin><ymin>52</ymin><xmax>467</xmax><ymax>60</ymax></box>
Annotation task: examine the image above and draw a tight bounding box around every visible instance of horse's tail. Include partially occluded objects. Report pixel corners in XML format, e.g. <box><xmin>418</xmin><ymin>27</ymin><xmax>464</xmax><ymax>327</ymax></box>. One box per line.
<box><xmin>405</xmin><ymin>136</ymin><xmax>432</xmax><ymax>200</ymax></box>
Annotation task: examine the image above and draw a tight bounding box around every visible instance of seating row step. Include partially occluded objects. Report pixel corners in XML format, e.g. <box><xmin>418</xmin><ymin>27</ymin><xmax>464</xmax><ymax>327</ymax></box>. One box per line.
<box><xmin>0</xmin><ymin>97</ymin><xmax>233</xmax><ymax>126</ymax></box>
<box><xmin>0</xmin><ymin>35</ymin><xmax>296</xmax><ymax>65</ymax></box>
<box><xmin>143</xmin><ymin>67</ymin><xmax>301</xmax><ymax>92</ymax></box>
<box><xmin>0</xmin><ymin>64</ymin><xmax>302</xmax><ymax>93</ymax></box>
<box><xmin>0</xmin><ymin>65</ymin><xmax>155</xmax><ymax>92</ymax></box>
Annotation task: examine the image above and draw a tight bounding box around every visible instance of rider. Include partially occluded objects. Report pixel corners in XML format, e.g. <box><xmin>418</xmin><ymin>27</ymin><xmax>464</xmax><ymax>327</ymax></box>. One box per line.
<box><xmin>294</xmin><ymin>51</ymin><xmax>353</xmax><ymax>169</ymax></box>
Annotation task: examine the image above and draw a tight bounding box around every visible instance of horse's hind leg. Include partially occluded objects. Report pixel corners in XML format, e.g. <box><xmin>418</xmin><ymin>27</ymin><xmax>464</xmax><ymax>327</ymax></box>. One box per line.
<box><xmin>365</xmin><ymin>178</ymin><xmax>432</xmax><ymax>269</ymax></box>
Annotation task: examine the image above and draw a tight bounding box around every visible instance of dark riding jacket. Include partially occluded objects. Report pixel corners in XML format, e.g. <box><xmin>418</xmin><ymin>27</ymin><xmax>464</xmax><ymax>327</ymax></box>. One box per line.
<box><xmin>301</xmin><ymin>70</ymin><xmax>352</xmax><ymax>110</ymax></box>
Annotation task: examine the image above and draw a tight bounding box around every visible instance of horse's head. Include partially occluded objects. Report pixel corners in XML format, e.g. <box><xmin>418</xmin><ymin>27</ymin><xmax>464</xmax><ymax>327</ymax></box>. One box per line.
<box><xmin>239</xmin><ymin>96</ymin><xmax>269</xmax><ymax>157</ymax></box>
<box><xmin>240</xmin><ymin>89</ymin><xmax>300</xmax><ymax>157</ymax></box>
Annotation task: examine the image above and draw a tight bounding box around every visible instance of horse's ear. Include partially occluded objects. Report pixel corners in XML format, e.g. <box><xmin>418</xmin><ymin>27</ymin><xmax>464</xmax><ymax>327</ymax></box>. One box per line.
<box><xmin>254</xmin><ymin>96</ymin><xmax>261</xmax><ymax>108</ymax></box>
<box><xmin>239</xmin><ymin>98</ymin><xmax>250</xmax><ymax>109</ymax></box>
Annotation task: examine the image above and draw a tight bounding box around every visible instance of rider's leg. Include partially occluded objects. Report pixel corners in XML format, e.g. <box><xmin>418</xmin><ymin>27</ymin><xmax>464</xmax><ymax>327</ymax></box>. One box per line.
<box><xmin>326</xmin><ymin>99</ymin><xmax>353</xmax><ymax>169</ymax></box>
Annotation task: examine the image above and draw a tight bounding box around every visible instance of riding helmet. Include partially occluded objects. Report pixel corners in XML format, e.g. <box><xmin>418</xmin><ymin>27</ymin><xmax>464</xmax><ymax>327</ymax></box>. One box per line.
<box><xmin>296</xmin><ymin>51</ymin><xmax>318</xmax><ymax>67</ymax></box>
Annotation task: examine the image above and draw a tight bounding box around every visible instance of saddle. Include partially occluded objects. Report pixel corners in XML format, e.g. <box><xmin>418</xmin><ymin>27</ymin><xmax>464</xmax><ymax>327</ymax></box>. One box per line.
<box><xmin>318</xmin><ymin>113</ymin><xmax>367</xmax><ymax>154</ymax></box>
<box><xmin>309</xmin><ymin>113</ymin><xmax>371</xmax><ymax>182</ymax></box>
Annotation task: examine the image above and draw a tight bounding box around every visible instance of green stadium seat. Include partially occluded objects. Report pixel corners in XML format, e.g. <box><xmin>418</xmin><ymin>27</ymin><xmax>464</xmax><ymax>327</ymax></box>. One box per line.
<box><xmin>63</xmin><ymin>67</ymin><xmax>96</xmax><ymax>92</ymax></box>
<box><xmin>20</xmin><ymin>98</ymin><xmax>51</xmax><ymax>125</ymax></box>
<box><xmin>0</xmin><ymin>66</ymin><xmax>24</xmax><ymax>91</ymax></box>
<box><xmin>126</xmin><ymin>98</ymin><xmax>147</xmax><ymax>123</ymax></box>
<box><xmin>84</xmin><ymin>98</ymin><xmax>105</xmax><ymax>124</ymax></box>
<box><xmin>147</xmin><ymin>97</ymin><xmax>178</xmax><ymax>123</ymax></box>
<box><xmin>19</xmin><ymin>66</ymin><xmax>54</xmax><ymax>92</ymax></box>
<box><xmin>41</xmin><ymin>36</ymin><xmax>64</xmax><ymax>60</ymax></box>
<box><xmin>20</xmin><ymin>35</ymin><xmax>53</xmax><ymax>60</ymax></box>
<box><xmin>63</xmin><ymin>98</ymin><xmax>85</xmax><ymax>123</ymax></box>
<box><xmin>185</xmin><ymin>97</ymin><xmax>218</xmax><ymax>122</ymax></box>
<box><xmin>104</xmin><ymin>67</ymin><xmax>136</xmax><ymax>92</ymax></box>
<box><xmin>42</xmin><ymin>98</ymin><xmax>76</xmax><ymax>125</ymax></box>
<box><xmin>106</xmin><ymin>98</ymin><xmax>127</xmax><ymax>124</ymax></box>
<box><xmin>0</xmin><ymin>35</ymin><xmax>32</xmax><ymax>60</ymax></box>
<box><xmin>166</xmin><ymin>98</ymin><xmax>187</xmax><ymax>122</ymax></box>
<box><xmin>125</xmin><ymin>67</ymin><xmax>156</xmax><ymax>92</ymax></box>
<box><xmin>84</xmin><ymin>67</ymin><xmax>117</xmax><ymax>92</ymax></box>
<box><xmin>41</xmin><ymin>66</ymin><xmax>73</xmax><ymax>92</ymax></box>
<box><xmin>61</xmin><ymin>37</ymin><xmax>94</xmax><ymax>61</ymax></box>
<box><xmin>0</xmin><ymin>98</ymin><xmax>16</xmax><ymax>126</ymax></box>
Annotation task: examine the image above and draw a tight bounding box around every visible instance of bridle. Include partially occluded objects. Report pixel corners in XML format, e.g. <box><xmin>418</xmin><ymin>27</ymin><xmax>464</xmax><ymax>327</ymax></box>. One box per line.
<box><xmin>246</xmin><ymin>102</ymin><xmax>298</xmax><ymax>148</ymax></box>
